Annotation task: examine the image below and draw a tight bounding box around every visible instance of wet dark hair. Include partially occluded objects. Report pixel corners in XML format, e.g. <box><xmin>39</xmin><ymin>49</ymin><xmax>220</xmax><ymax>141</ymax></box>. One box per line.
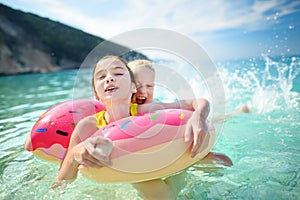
<box><xmin>92</xmin><ymin>56</ymin><xmax>136</xmax><ymax>99</ymax></box>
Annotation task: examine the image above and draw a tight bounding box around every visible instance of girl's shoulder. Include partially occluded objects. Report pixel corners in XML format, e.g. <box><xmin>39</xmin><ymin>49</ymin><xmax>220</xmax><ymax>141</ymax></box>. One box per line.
<box><xmin>78</xmin><ymin>115</ymin><xmax>98</xmax><ymax>126</ymax></box>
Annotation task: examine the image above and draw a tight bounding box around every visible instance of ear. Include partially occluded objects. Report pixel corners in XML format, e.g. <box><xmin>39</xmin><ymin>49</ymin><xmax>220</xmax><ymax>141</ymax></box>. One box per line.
<box><xmin>94</xmin><ymin>89</ymin><xmax>100</xmax><ymax>100</ymax></box>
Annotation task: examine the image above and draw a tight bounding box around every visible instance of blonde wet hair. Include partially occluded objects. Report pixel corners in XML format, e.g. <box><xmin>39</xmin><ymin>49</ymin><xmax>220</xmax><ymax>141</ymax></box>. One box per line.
<box><xmin>128</xmin><ymin>59</ymin><xmax>155</xmax><ymax>75</ymax></box>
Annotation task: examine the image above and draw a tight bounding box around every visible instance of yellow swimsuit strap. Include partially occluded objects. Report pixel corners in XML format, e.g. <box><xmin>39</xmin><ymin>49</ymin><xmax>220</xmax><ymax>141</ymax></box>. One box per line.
<box><xmin>95</xmin><ymin>110</ymin><xmax>107</xmax><ymax>129</ymax></box>
<box><xmin>130</xmin><ymin>103</ymin><xmax>138</xmax><ymax>116</ymax></box>
<box><xmin>95</xmin><ymin>103</ymin><xmax>138</xmax><ymax>129</ymax></box>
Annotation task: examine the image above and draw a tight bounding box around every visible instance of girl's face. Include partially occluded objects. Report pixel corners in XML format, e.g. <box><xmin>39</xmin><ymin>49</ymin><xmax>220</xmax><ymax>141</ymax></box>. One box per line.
<box><xmin>93</xmin><ymin>57</ymin><xmax>135</xmax><ymax>104</ymax></box>
<box><xmin>131</xmin><ymin>66</ymin><xmax>154</xmax><ymax>104</ymax></box>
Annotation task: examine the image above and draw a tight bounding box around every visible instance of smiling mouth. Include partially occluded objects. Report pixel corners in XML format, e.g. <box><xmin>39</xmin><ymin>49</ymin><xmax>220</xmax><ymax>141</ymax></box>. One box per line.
<box><xmin>136</xmin><ymin>97</ymin><xmax>147</xmax><ymax>104</ymax></box>
<box><xmin>105</xmin><ymin>86</ymin><xmax>118</xmax><ymax>93</ymax></box>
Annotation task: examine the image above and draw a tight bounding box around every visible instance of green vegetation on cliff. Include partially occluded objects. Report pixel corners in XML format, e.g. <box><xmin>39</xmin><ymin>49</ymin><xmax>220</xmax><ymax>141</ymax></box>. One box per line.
<box><xmin>0</xmin><ymin>3</ymin><xmax>146</xmax><ymax>75</ymax></box>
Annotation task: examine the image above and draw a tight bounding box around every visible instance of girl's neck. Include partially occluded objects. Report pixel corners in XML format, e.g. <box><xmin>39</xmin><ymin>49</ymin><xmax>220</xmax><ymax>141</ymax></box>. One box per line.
<box><xmin>104</xmin><ymin>101</ymin><xmax>131</xmax><ymax>124</ymax></box>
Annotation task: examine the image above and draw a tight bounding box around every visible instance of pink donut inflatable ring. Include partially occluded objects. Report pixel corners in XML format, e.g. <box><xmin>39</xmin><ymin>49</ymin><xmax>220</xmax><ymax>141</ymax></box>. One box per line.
<box><xmin>25</xmin><ymin>99</ymin><xmax>215</xmax><ymax>183</ymax></box>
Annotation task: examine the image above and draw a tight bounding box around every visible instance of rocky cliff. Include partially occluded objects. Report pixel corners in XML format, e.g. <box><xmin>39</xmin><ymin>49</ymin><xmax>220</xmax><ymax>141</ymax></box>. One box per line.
<box><xmin>0</xmin><ymin>4</ymin><xmax>146</xmax><ymax>75</ymax></box>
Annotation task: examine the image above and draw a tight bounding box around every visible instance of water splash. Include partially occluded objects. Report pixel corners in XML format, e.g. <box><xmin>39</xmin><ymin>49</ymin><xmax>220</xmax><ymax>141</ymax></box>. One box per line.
<box><xmin>255</xmin><ymin>55</ymin><xmax>300</xmax><ymax>113</ymax></box>
<box><xmin>218</xmin><ymin>56</ymin><xmax>300</xmax><ymax>114</ymax></box>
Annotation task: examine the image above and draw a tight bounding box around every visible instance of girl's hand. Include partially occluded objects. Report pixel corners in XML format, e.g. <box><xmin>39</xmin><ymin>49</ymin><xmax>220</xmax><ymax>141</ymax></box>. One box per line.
<box><xmin>73</xmin><ymin>136</ymin><xmax>113</xmax><ymax>167</ymax></box>
<box><xmin>184</xmin><ymin>110</ymin><xmax>209</xmax><ymax>158</ymax></box>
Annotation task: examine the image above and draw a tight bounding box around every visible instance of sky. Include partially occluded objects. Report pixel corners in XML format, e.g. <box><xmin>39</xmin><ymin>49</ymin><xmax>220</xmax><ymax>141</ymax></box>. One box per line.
<box><xmin>1</xmin><ymin>0</ymin><xmax>300</xmax><ymax>61</ymax></box>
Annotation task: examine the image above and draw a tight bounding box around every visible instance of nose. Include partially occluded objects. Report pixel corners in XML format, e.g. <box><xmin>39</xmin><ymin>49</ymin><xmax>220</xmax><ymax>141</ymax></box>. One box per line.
<box><xmin>106</xmin><ymin>78</ymin><xmax>114</xmax><ymax>83</ymax></box>
<box><xmin>138</xmin><ymin>86</ymin><xmax>146</xmax><ymax>95</ymax></box>
<box><xmin>105</xmin><ymin>74</ymin><xmax>115</xmax><ymax>83</ymax></box>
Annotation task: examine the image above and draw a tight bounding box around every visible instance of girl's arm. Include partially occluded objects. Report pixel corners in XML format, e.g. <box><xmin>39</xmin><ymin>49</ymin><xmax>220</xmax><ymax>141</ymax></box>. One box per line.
<box><xmin>137</xmin><ymin>98</ymin><xmax>210</xmax><ymax>115</ymax></box>
<box><xmin>55</xmin><ymin>116</ymin><xmax>112</xmax><ymax>182</ymax></box>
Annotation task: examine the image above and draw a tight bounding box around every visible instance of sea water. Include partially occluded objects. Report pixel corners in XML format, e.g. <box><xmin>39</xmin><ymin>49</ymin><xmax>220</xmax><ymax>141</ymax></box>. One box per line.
<box><xmin>0</xmin><ymin>56</ymin><xmax>299</xmax><ymax>199</ymax></box>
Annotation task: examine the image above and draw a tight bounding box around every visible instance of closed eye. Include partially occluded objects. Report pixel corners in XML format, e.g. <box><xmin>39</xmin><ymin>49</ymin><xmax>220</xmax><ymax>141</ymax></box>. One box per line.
<box><xmin>115</xmin><ymin>73</ymin><xmax>124</xmax><ymax>76</ymax></box>
<box><xmin>147</xmin><ymin>84</ymin><xmax>154</xmax><ymax>88</ymax></box>
<box><xmin>98</xmin><ymin>74</ymin><xmax>106</xmax><ymax>80</ymax></box>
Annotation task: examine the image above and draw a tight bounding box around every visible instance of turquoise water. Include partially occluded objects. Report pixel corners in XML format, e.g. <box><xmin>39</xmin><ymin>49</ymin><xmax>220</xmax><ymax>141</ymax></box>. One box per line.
<box><xmin>0</xmin><ymin>56</ymin><xmax>299</xmax><ymax>199</ymax></box>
